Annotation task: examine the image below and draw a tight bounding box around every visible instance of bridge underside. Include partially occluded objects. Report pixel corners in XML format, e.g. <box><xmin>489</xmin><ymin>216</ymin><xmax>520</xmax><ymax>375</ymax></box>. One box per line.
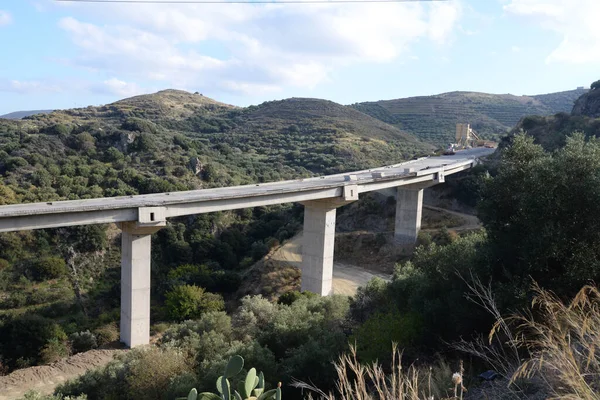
<box><xmin>0</xmin><ymin>151</ymin><xmax>487</xmax><ymax>348</ymax></box>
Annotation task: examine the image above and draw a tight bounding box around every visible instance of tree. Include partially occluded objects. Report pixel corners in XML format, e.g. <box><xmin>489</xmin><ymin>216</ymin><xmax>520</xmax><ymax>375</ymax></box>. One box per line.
<box><xmin>479</xmin><ymin>133</ymin><xmax>600</xmax><ymax>300</ymax></box>
<box><xmin>591</xmin><ymin>80</ymin><xmax>600</xmax><ymax>90</ymax></box>
<box><xmin>32</xmin><ymin>257</ymin><xmax>68</xmax><ymax>280</ymax></box>
<box><xmin>164</xmin><ymin>284</ymin><xmax>224</xmax><ymax>320</ymax></box>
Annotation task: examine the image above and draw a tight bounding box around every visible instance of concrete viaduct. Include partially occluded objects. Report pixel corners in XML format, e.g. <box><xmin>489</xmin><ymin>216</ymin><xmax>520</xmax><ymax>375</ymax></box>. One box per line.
<box><xmin>0</xmin><ymin>147</ymin><xmax>493</xmax><ymax>348</ymax></box>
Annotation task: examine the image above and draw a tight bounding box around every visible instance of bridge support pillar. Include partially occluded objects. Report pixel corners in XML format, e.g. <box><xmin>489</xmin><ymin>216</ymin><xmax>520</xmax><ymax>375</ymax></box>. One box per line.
<box><xmin>118</xmin><ymin>211</ymin><xmax>166</xmax><ymax>348</ymax></box>
<box><xmin>394</xmin><ymin>187</ymin><xmax>424</xmax><ymax>246</ymax></box>
<box><xmin>300</xmin><ymin>198</ymin><xmax>354</xmax><ymax>296</ymax></box>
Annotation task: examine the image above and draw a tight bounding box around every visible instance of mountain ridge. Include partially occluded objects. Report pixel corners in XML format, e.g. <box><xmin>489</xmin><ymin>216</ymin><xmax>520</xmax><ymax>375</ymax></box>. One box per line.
<box><xmin>351</xmin><ymin>88</ymin><xmax>588</xmax><ymax>144</ymax></box>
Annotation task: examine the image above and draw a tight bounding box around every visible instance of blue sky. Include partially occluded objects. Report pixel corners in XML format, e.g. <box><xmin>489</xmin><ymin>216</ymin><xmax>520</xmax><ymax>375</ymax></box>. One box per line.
<box><xmin>0</xmin><ymin>0</ymin><xmax>599</xmax><ymax>114</ymax></box>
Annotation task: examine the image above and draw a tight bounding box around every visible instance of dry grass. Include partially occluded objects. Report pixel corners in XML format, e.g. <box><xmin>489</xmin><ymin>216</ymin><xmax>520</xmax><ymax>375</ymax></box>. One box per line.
<box><xmin>294</xmin><ymin>275</ymin><xmax>600</xmax><ymax>400</ymax></box>
<box><xmin>509</xmin><ymin>284</ymin><xmax>600</xmax><ymax>400</ymax></box>
<box><xmin>456</xmin><ymin>275</ymin><xmax>600</xmax><ymax>399</ymax></box>
<box><xmin>292</xmin><ymin>345</ymin><xmax>465</xmax><ymax>400</ymax></box>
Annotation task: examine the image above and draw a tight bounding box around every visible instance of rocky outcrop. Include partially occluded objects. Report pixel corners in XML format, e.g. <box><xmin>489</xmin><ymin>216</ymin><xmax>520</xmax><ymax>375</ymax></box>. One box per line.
<box><xmin>116</xmin><ymin>132</ymin><xmax>135</xmax><ymax>153</ymax></box>
<box><xmin>189</xmin><ymin>157</ymin><xmax>204</xmax><ymax>175</ymax></box>
<box><xmin>572</xmin><ymin>88</ymin><xmax>600</xmax><ymax>118</ymax></box>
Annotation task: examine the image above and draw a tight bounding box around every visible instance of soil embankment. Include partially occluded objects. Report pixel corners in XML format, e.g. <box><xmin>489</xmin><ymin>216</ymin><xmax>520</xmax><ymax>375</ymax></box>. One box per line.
<box><xmin>0</xmin><ymin>349</ymin><xmax>125</xmax><ymax>400</ymax></box>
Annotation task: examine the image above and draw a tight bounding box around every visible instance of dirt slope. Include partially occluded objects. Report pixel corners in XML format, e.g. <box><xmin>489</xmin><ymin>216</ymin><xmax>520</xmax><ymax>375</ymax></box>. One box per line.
<box><xmin>270</xmin><ymin>235</ymin><xmax>391</xmax><ymax>295</ymax></box>
<box><xmin>0</xmin><ymin>349</ymin><xmax>125</xmax><ymax>400</ymax></box>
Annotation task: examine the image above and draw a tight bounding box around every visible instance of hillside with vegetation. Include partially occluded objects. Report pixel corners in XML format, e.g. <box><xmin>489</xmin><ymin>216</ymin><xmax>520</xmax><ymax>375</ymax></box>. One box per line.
<box><xmin>3</xmin><ymin>85</ymin><xmax>600</xmax><ymax>399</ymax></box>
<box><xmin>0</xmin><ymin>89</ymin><xmax>430</xmax><ymax>376</ymax></box>
<box><xmin>506</xmin><ymin>81</ymin><xmax>600</xmax><ymax>151</ymax></box>
<box><xmin>351</xmin><ymin>88</ymin><xmax>587</xmax><ymax>144</ymax></box>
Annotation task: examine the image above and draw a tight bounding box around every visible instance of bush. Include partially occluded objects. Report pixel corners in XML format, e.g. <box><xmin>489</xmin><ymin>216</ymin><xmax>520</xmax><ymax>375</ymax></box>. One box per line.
<box><xmin>0</xmin><ymin>314</ymin><xmax>68</xmax><ymax>367</ymax></box>
<box><xmin>69</xmin><ymin>331</ymin><xmax>98</xmax><ymax>354</ymax></box>
<box><xmin>277</xmin><ymin>290</ymin><xmax>317</xmax><ymax>305</ymax></box>
<box><xmin>350</xmin><ymin>310</ymin><xmax>423</xmax><ymax>363</ymax></box>
<box><xmin>93</xmin><ymin>324</ymin><xmax>119</xmax><ymax>346</ymax></box>
<box><xmin>18</xmin><ymin>391</ymin><xmax>87</xmax><ymax>400</ymax></box>
<box><xmin>164</xmin><ymin>284</ymin><xmax>224</xmax><ymax>321</ymax></box>
<box><xmin>56</xmin><ymin>347</ymin><xmax>191</xmax><ymax>400</ymax></box>
<box><xmin>39</xmin><ymin>338</ymin><xmax>70</xmax><ymax>364</ymax></box>
<box><xmin>32</xmin><ymin>257</ymin><xmax>68</xmax><ymax>280</ymax></box>
<box><xmin>125</xmin><ymin>347</ymin><xmax>191</xmax><ymax>399</ymax></box>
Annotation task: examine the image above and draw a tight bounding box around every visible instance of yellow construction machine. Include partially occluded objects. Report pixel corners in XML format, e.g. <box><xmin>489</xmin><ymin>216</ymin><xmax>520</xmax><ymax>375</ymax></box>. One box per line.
<box><xmin>454</xmin><ymin>123</ymin><xmax>496</xmax><ymax>149</ymax></box>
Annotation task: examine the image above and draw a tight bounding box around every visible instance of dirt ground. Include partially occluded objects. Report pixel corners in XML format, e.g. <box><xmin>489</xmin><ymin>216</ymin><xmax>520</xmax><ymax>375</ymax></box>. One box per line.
<box><xmin>271</xmin><ymin>206</ymin><xmax>481</xmax><ymax>294</ymax></box>
<box><xmin>270</xmin><ymin>234</ymin><xmax>392</xmax><ymax>295</ymax></box>
<box><xmin>0</xmin><ymin>349</ymin><xmax>126</xmax><ymax>400</ymax></box>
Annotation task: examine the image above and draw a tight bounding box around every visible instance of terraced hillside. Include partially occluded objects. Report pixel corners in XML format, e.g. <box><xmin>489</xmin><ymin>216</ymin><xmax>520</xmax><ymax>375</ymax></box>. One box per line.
<box><xmin>352</xmin><ymin>88</ymin><xmax>588</xmax><ymax>145</ymax></box>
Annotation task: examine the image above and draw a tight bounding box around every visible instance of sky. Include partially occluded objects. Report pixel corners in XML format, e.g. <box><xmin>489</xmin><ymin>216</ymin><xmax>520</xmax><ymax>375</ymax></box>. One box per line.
<box><xmin>0</xmin><ymin>0</ymin><xmax>599</xmax><ymax>114</ymax></box>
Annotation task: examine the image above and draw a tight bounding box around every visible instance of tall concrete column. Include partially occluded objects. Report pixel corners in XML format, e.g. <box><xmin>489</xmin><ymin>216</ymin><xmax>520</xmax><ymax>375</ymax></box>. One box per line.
<box><xmin>300</xmin><ymin>195</ymin><xmax>355</xmax><ymax>296</ymax></box>
<box><xmin>119</xmin><ymin>207</ymin><xmax>166</xmax><ymax>348</ymax></box>
<box><xmin>394</xmin><ymin>187</ymin><xmax>424</xmax><ymax>245</ymax></box>
<box><xmin>301</xmin><ymin>201</ymin><xmax>337</xmax><ymax>296</ymax></box>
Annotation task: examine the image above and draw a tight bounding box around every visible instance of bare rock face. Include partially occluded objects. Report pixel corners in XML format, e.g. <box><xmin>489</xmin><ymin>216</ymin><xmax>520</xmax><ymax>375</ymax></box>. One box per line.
<box><xmin>116</xmin><ymin>132</ymin><xmax>136</xmax><ymax>152</ymax></box>
<box><xmin>572</xmin><ymin>89</ymin><xmax>600</xmax><ymax>118</ymax></box>
<box><xmin>189</xmin><ymin>157</ymin><xmax>203</xmax><ymax>175</ymax></box>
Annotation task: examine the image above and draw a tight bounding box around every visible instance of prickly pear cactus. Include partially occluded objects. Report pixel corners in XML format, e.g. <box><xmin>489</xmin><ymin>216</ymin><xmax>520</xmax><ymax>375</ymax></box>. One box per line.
<box><xmin>177</xmin><ymin>356</ymin><xmax>281</xmax><ymax>400</ymax></box>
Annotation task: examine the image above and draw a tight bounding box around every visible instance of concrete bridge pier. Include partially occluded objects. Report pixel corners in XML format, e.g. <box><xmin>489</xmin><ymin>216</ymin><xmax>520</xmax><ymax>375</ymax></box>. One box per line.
<box><xmin>118</xmin><ymin>208</ymin><xmax>166</xmax><ymax>348</ymax></box>
<box><xmin>394</xmin><ymin>187</ymin><xmax>424</xmax><ymax>245</ymax></box>
<box><xmin>394</xmin><ymin>169</ymin><xmax>445</xmax><ymax>246</ymax></box>
<box><xmin>300</xmin><ymin>187</ymin><xmax>357</xmax><ymax>296</ymax></box>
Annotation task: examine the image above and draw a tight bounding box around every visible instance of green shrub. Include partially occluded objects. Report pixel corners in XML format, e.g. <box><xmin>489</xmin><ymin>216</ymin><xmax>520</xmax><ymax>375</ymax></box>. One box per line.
<box><xmin>39</xmin><ymin>338</ymin><xmax>70</xmax><ymax>364</ymax></box>
<box><xmin>69</xmin><ymin>331</ymin><xmax>98</xmax><ymax>354</ymax></box>
<box><xmin>165</xmin><ymin>284</ymin><xmax>224</xmax><ymax>321</ymax></box>
<box><xmin>32</xmin><ymin>257</ymin><xmax>68</xmax><ymax>280</ymax></box>
<box><xmin>277</xmin><ymin>290</ymin><xmax>317</xmax><ymax>305</ymax></box>
<box><xmin>93</xmin><ymin>324</ymin><xmax>119</xmax><ymax>346</ymax></box>
<box><xmin>18</xmin><ymin>390</ymin><xmax>87</xmax><ymax>400</ymax></box>
<box><xmin>350</xmin><ymin>310</ymin><xmax>423</xmax><ymax>363</ymax></box>
<box><xmin>125</xmin><ymin>347</ymin><xmax>191</xmax><ymax>399</ymax></box>
<box><xmin>0</xmin><ymin>314</ymin><xmax>68</xmax><ymax>367</ymax></box>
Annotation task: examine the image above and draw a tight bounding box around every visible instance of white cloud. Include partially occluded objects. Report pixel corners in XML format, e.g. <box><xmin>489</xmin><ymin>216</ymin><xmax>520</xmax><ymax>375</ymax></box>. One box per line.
<box><xmin>512</xmin><ymin>46</ymin><xmax>521</xmax><ymax>53</ymax></box>
<box><xmin>505</xmin><ymin>0</ymin><xmax>600</xmax><ymax>64</ymax></box>
<box><xmin>55</xmin><ymin>0</ymin><xmax>463</xmax><ymax>96</ymax></box>
<box><xmin>93</xmin><ymin>78</ymin><xmax>147</xmax><ymax>97</ymax></box>
<box><xmin>0</xmin><ymin>80</ymin><xmax>62</xmax><ymax>94</ymax></box>
<box><xmin>0</xmin><ymin>10</ymin><xmax>12</xmax><ymax>26</ymax></box>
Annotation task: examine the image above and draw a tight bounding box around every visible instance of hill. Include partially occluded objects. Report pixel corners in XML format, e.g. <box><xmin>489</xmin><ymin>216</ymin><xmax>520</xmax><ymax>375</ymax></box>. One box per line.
<box><xmin>504</xmin><ymin>84</ymin><xmax>600</xmax><ymax>151</ymax></box>
<box><xmin>0</xmin><ymin>110</ymin><xmax>54</xmax><ymax>120</ymax></box>
<box><xmin>0</xmin><ymin>89</ymin><xmax>431</xmax><ymax>372</ymax></box>
<box><xmin>351</xmin><ymin>88</ymin><xmax>588</xmax><ymax>145</ymax></box>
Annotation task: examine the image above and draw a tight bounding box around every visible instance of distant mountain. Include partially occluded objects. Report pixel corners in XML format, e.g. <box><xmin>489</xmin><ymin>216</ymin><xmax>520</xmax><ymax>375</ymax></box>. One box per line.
<box><xmin>0</xmin><ymin>109</ymin><xmax>54</xmax><ymax>119</ymax></box>
<box><xmin>351</xmin><ymin>88</ymin><xmax>588</xmax><ymax>145</ymax></box>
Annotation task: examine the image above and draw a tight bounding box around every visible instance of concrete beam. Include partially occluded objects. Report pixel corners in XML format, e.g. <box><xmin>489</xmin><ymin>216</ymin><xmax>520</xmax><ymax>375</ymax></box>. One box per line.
<box><xmin>394</xmin><ymin>187</ymin><xmax>424</xmax><ymax>245</ymax></box>
<box><xmin>118</xmin><ymin>213</ymin><xmax>165</xmax><ymax>348</ymax></box>
<box><xmin>300</xmin><ymin>198</ymin><xmax>353</xmax><ymax>296</ymax></box>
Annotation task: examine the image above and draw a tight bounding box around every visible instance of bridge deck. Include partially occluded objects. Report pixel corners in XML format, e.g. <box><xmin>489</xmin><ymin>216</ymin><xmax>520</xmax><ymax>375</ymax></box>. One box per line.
<box><xmin>0</xmin><ymin>147</ymin><xmax>493</xmax><ymax>231</ymax></box>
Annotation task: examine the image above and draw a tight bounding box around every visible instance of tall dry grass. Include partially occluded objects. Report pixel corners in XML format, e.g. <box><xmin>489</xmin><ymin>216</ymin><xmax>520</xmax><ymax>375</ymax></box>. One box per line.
<box><xmin>294</xmin><ymin>280</ymin><xmax>600</xmax><ymax>399</ymax></box>
<box><xmin>292</xmin><ymin>344</ymin><xmax>464</xmax><ymax>400</ymax></box>
<box><xmin>509</xmin><ymin>284</ymin><xmax>600</xmax><ymax>399</ymax></box>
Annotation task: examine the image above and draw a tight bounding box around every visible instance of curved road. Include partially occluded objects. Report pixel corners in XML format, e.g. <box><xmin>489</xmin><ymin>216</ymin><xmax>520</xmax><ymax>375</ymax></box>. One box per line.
<box><xmin>272</xmin><ymin>207</ymin><xmax>481</xmax><ymax>296</ymax></box>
